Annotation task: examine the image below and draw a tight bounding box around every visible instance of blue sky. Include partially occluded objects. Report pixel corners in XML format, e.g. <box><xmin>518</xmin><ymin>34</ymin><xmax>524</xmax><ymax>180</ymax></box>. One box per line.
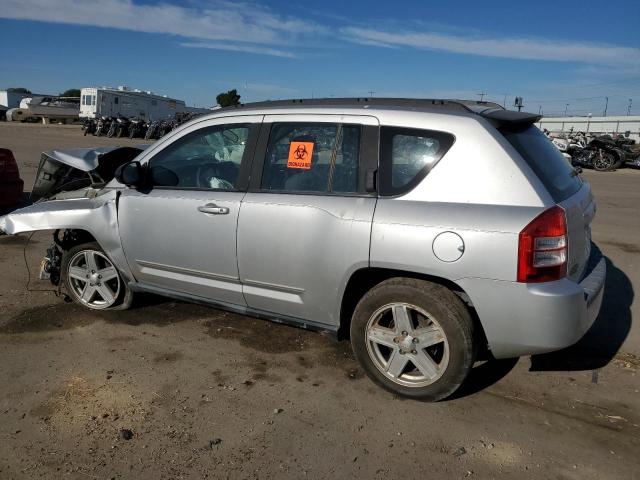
<box><xmin>1</xmin><ymin>0</ymin><xmax>639</xmax><ymax>115</ymax></box>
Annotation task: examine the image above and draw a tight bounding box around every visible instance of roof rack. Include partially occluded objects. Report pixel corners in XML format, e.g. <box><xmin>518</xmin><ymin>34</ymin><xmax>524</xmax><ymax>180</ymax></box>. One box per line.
<box><xmin>222</xmin><ymin>97</ymin><xmax>541</xmax><ymax>127</ymax></box>
<box><xmin>224</xmin><ymin>97</ymin><xmax>504</xmax><ymax>112</ymax></box>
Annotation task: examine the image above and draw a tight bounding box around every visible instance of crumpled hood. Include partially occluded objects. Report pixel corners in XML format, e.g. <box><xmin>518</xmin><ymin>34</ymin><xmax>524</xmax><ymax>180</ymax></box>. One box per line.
<box><xmin>30</xmin><ymin>145</ymin><xmax>149</xmax><ymax>201</ymax></box>
<box><xmin>43</xmin><ymin>145</ymin><xmax>150</xmax><ymax>172</ymax></box>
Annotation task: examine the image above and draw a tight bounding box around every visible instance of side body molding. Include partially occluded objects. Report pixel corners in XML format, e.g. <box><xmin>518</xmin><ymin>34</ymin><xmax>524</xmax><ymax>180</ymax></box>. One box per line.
<box><xmin>0</xmin><ymin>190</ymin><xmax>135</xmax><ymax>283</ymax></box>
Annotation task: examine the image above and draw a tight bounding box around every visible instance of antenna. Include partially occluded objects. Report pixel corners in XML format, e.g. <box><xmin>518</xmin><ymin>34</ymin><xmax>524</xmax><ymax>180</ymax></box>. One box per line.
<box><xmin>477</xmin><ymin>92</ymin><xmax>487</xmax><ymax>102</ymax></box>
<box><xmin>514</xmin><ymin>96</ymin><xmax>524</xmax><ymax>112</ymax></box>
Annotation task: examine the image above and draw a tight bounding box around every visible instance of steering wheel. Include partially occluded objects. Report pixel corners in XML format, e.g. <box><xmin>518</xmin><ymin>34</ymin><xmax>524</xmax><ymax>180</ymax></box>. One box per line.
<box><xmin>196</xmin><ymin>163</ymin><xmax>234</xmax><ymax>189</ymax></box>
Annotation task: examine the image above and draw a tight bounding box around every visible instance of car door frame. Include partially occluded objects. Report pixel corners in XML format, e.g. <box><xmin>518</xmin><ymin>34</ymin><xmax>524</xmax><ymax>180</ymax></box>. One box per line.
<box><xmin>248</xmin><ymin>114</ymin><xmax>379</xmax><ymax>196</ymax></box>
<box><xmin>239</xmin><ymin>113</ymin><xmax>380</xmax><ymax>329</ymax></box>
<box><xmin>117</xmin><ymin>114</ymin><xmax>263</xmax><ymax>306</ymax></box>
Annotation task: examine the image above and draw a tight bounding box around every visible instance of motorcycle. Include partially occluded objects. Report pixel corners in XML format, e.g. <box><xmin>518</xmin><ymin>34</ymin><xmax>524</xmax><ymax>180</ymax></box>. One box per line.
<box><xmin>571</xmin><ymin>135</ymin><xmax>626</xmax><ymax>171</ymax></box>
<box><xmin>128</xmin><ymin>118</ymin><xmax>147</xmax><ymax>139</ymax></box>
<box><xmin>82</xmin><ymin>118</ymin><xmax>97</xmax><ymax>136</ymax></box>
<box><xmin>144</xmin><ymin>120</ymin><xmax>159</xmax><ymax>140</ymax></box>
<box><xmin>613</xmin><ymin>136</ymin><xmax>640</xmax><ymax>168</ymax></box>
<box><xmin>106</xmin><ymin>117</ymin><xmax>119</xmax><ymax>138</ymax></box>
<box><xmin>95</xmin><ymin>116</ymin><xmax>111</xmax><ymax>137</ymax></box>
<box><xmin>114</xmin><ymin>117</ymin><xmax>130</xmax><ymax>138</ymax></box>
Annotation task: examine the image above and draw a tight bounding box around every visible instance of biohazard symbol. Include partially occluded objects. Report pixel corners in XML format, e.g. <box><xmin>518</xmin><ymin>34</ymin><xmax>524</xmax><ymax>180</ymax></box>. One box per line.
<box><xmin>294</xmin><ymin>144</ymin><xmax>308</xmax><ymax>160</ymax></box>
<box><xmin>287</xmin><ymin>141</ymin><xmax>314</xmax><ymax>169</ymax></box>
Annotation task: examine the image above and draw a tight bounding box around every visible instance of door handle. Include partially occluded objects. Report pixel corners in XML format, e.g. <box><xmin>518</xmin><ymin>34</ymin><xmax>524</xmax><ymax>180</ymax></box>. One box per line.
<box><xmin>197</xmin><ymin>203</ymin><xmax>230</xmax><ymax>215</ymax></box>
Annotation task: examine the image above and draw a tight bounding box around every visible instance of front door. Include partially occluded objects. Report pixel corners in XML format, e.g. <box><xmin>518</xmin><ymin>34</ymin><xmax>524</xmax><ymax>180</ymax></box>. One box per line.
<box><xmin>237</xmin><ymin>114</ymin><xmax>379</xmax><ymax>327</ymax></box>
<box><xmin>118</xmin><ymin>115</ymin><xmax>261</xmax><ymax>305</ymax></box>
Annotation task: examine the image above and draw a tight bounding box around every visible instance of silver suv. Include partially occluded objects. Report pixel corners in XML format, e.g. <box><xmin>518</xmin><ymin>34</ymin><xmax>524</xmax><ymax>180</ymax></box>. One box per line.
<box><xmin>0</xmin><ymin>98</ymin><xmax>606</xmax><ymax>401</ymax></box>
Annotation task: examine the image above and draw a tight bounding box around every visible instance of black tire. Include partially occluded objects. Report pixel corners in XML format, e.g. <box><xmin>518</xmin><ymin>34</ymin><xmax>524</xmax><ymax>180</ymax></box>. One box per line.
<box><xmin>61</xmin><ymin>242</ymin><xmax>133</xmax><ymax>311</ymax></box>
<box><xmin>350</xmin><ymin>278</ymin><xmax>475</xmax><ymax>401</ymax></box>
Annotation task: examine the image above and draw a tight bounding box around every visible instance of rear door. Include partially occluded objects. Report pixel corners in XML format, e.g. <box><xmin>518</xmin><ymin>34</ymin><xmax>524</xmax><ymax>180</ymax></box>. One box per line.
<box><xmin>237</xmin><ymin>114</ymin><xmax>379</xmax><ymax>327</ymax></box>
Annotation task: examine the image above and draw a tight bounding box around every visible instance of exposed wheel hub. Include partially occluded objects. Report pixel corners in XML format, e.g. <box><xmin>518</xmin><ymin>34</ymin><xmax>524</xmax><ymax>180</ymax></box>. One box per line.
<box><xmin>395</xmin><ymin>333</ymin><xmax>417</xmax><ymax>354</ymax></box>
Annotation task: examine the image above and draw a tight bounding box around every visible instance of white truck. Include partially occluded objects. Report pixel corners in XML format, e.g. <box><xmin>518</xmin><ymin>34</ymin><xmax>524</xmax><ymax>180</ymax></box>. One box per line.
<box><xmin>79</xmin><ymin>86</ymin><xmax>208</xmax><ymax>121</ymax></box>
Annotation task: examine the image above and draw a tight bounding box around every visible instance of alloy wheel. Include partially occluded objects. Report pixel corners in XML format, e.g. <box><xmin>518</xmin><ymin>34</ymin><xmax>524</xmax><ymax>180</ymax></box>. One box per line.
<box><xmin>365</xmin><ymin>302</ymin><xmax>450</xmax><ymax>387</ymax></box>
<box><xmin>67</xmin><ymin>250</ymin><xmax>121</xmax><ymax>309</ymax></box>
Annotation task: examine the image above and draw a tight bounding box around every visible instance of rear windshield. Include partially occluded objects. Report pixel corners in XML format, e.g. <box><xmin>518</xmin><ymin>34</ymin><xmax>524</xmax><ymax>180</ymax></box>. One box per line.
<box><xmin>502</xmin><ymin>125</ymin><xmax>581</xmax><ymax>202</ymax></box>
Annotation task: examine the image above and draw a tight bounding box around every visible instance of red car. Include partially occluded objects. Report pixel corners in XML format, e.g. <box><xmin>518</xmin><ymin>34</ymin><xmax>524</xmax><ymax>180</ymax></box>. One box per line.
<box><xmin>0</xmin><ymin>149</ymin><xmax>24</xmax><ymax>207</ymax></box>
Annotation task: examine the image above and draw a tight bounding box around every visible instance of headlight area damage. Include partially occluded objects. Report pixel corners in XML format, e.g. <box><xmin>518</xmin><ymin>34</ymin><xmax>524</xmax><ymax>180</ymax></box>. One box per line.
<box><xmin>31</xmin><ymin>146</ymin><xmax>146</xmax><ymax>201</ymax></box>
<box><xmin>0</xmin><ymin>146</ymin><xmax>146</xmax><ymax>289</ymax></box>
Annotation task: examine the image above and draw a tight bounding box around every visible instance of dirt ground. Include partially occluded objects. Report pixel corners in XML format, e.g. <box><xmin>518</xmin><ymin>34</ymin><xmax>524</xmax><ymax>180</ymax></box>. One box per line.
<box><xmin>0</xmin><ymin>123</ymin><xmax>638</xmax><ymax>480</ymax></box>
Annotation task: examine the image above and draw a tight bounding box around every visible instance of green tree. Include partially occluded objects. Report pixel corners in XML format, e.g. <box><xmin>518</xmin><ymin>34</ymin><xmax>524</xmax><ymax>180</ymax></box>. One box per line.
<box><xmin>6</xmin><ymin>87</ymin><xmax>31</xmax><ymax>94</ymax></box>
<box><xmin>216</xmin><ymin>89</ymin><xmax>241</xmax><ymax>107</ymax></box>
<box><xmin>59</xmin><ymin>88</ymin><xmax>81</xmax><ymax>98</ymax></box>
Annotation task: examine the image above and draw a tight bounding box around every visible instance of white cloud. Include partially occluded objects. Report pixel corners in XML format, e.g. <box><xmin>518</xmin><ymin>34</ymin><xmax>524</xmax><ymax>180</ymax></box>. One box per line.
<box><xmin>0</xmin><ymin>0</ymin><xmax>301</xmax><ymax>56</ymax></box>
<box><xmin>180</xmin><ymin>42</ymin><xmax>296</xmax><ymax>58</ymax></box>
<box><xmin>2</xmin><ymin>0</ymin><xmax>639</xmax><ymax>69</ymax></box>
<box><xmin>342</xmin><ymin>27</ymin><xmax>640</xmax><ymax>67</ymax></box>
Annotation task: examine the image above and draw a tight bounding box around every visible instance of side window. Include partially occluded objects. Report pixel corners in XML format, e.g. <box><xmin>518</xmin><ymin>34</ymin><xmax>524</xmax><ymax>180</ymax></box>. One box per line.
<box><xmin>148</xmin><ymin>124</ymin><xmax>250</xmax><ymax>190</ymax></box>
<box><xmin>379</xmin><ymin>126</ymin><xmax>455</xmax><ymax>196</ymax></box>
<box><xmin>261</xmin><ymin>123</ymin><xmax>360</xmax><ymax>194</ymax></box>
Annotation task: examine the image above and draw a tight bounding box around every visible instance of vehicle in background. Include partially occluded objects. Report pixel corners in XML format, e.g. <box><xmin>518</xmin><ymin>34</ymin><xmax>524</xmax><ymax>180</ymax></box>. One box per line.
<box><xmin>128</xmin><ymin>118</ymin><xmax>148</xmax><ymax>139</ymax></box>
<box><xmin>6</xmin><ymin>95</ymin><xmax>79</xmax><ymax>123</ymax></box>
<box><xmin>0</xmin><ymin>149</ymin><xmax>24</xmax><ymax>207</ymax></box>
<box><xmin>80</xmin><ymin>86</ymin><xmax>208</xmax><ymax>122</ymax></box>
<box><xmin>0</xmin><ymin>98</ymin><xmax>606</xmax><ymax>401</ymax></box>
<box><xmin>82</xmin><ymin>118</ymin><xmax>97</xmax><ymax>136</ymax></box>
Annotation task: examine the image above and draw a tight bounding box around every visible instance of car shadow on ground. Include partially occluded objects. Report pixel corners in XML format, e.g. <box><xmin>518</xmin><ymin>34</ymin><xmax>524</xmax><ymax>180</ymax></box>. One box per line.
<box><xmin>447</xmin><ymin>357</ymin><xmax>519</xmax><ymax>400</ymax></box>
<box><xmin>449</xmin><ymin>255</ymin><xmax>633</xmax><ymax>400</ymax></box>
<box><xmin>530</xmin><ymin>256</ymin><xmax>633</xmax><ymax>371</ymax></box>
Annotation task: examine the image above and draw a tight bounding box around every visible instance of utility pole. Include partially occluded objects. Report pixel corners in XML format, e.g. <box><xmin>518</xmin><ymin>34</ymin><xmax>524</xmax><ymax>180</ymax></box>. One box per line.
<box><xmin>502</xmin><ymin>93</ymin><xmax>508</xmax><ymax>108</ymax></box>
<box><xmin>628</xmin><ymin>98</ymin><xmax>633</xmax><ymax>116</ymax></box>
<box><xmin>477</xmin><ymin>92</ymin><xmax>487</xmax><ymax>102</ymax></box>
<box><xmin>368</xmin><ymin>90</ymin><xmax>375</xmax><ymax>98</ymax></box>
<box><xmin>538</xmin><ymin>105</ymin><xmax>542</xmax><ymax>115</ymax></box>
<box><xmin>603</xmin><ymin>96</ymin><xmax>608</xmax><ymax>117</ymax></box>
<box><xmin>564</xmin><ymin>103</ymin><xmax>569</xmax><ymax>116</ymax></box>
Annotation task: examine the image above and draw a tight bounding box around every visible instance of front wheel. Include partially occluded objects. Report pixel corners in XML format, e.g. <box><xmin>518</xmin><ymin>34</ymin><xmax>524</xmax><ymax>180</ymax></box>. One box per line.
<box><xmin>61</xmin><ymin>242</ymin><xmax>132</xmax><ymax>310</ymax></box>
<box><xmin>350</xmin><ymin>278</ymin><xmax>475</xmax><ymax>401</ymax></box>
<box><xmin>593</xmin><ymin>149</ymin><xmax>616</xmax><ymax>171</ymax></box>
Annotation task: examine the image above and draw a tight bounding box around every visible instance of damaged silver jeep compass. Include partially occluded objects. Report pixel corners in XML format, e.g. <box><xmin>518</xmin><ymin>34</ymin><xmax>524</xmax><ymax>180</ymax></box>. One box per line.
<box><xmin>0</xmin><ymin>98</ymin><xmax>606</xmax><ymax>401</ymax></box>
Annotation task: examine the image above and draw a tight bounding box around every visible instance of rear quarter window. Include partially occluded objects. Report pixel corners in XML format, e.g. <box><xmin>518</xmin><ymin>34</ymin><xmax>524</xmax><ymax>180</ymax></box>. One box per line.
<box><xmin>501</xmin><ymin>125</ymin><xmax>581</xmax><ymax>202</ymax></box>
<box><xmin>379</xmin><ymin>127</ymin><xmax>455</xmax><ymax>196</ymax></box>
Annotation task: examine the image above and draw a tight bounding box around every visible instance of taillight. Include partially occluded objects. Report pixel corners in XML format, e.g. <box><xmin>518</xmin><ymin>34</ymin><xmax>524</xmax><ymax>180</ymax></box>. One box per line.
<box><xmin>517</xmin><ymin>205</ymin><xmax>567</xmax><ymax>283</ymax></box>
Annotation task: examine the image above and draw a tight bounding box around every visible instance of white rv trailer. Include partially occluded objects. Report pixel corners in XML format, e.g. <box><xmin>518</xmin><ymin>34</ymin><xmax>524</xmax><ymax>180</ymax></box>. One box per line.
<box><xmin>80</xmin><ymin>86</ymin><xmax>208</xmax><ymax>121</ymax></box>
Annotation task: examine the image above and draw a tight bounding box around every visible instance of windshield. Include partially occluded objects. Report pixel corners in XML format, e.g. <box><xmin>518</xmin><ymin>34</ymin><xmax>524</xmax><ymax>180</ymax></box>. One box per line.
<box><xmin>502</xmin><ymin>125</ymin><xmax>582</xmax><ymax>202</ymax></box>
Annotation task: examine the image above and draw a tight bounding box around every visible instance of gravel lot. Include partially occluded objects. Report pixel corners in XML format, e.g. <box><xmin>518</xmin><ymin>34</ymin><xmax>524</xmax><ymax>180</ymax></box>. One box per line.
<box><xmin>0</xmin><ymin>123</ymin><xmax>638</xmax><ymax>479</ymax></box>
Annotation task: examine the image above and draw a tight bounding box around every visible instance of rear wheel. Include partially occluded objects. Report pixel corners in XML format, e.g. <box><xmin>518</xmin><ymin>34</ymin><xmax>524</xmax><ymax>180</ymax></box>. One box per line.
<box><xmin>62</xmin><ymin>242</ymin><xmax>132</xmax><ymax>310</ymax></box>
<box><xmin>350</xmin><ymin>278</ymin><xmax>475</xmax><ymax>401</ymax></box>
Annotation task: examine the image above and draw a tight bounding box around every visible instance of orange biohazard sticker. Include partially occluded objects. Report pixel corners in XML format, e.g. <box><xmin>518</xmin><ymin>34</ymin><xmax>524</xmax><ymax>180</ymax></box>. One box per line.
<box><xmin>287</xmin><ymin>141</ymin><xmax>314</xmax><ymax>169</ymax></box>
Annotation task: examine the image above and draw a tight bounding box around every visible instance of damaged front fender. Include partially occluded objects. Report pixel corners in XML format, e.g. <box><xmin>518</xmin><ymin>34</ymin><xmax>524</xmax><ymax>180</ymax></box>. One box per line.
<box><xmin>0</xmin><ymin>190</ymin><xmax>135</xmax><ymax>283</ymax></box>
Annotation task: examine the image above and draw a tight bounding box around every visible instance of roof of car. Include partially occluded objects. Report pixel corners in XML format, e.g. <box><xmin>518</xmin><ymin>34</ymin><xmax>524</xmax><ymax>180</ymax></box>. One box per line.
<box><xmin>214</xmin><ymin>97</ymin><xmax>541</xmax><ymax>127</ymax></box>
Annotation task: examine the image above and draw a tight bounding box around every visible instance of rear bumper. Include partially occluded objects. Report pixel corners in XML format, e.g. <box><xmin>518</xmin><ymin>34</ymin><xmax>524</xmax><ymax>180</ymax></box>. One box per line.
<box><xmin>0</xmin><ymin>178</ymin><xmax>24</xmax><ymax>206</ymax></box>
<box><xmin>458</xmin><ymin>243</ymin><xmax>606</xmax><ymax>359</ymax></box>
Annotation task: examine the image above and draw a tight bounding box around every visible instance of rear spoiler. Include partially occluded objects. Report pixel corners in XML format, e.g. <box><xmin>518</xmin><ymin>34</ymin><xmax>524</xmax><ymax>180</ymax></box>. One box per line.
<box><xmin>462</xmin><ymin>103</ymin><xmax>541</xmax><ymax>129</ymax></box>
